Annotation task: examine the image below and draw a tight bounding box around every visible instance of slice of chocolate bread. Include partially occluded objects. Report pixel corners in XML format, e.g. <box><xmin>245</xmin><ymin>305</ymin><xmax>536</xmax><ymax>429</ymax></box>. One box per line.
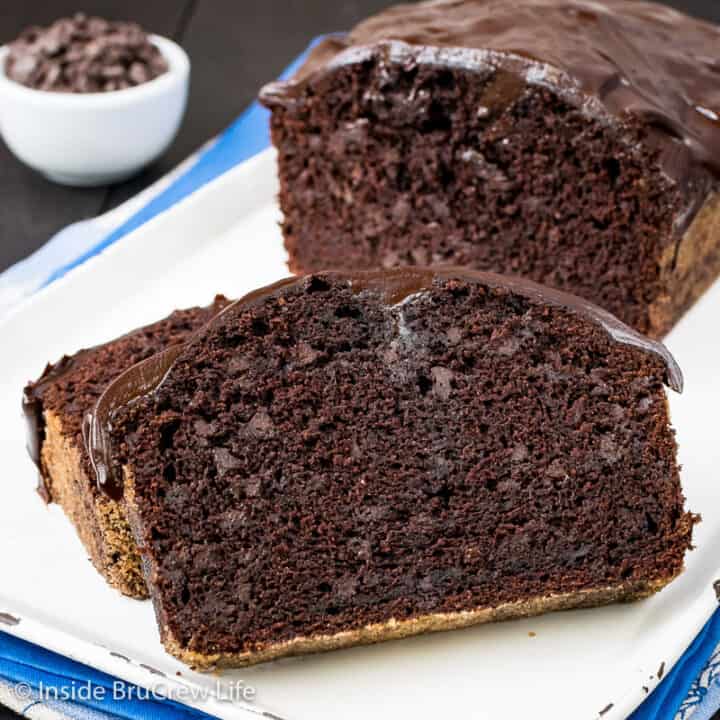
<box><xmin>260</xmin><ymin>0</ymin><xmax>720</xmax><ymax>338</ymax></box>
<box><xmin>23</xmin><ymin>297</ymin><xmax>229</xmax><ymax>598</ymax></box>
<box><xmin>88</xmin><ymin>269</ymin><xmax>694</xmax><ymax>668</ymax></box>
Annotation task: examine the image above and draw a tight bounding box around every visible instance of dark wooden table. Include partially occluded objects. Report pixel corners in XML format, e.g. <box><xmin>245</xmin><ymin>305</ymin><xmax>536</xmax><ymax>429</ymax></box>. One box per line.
<box><xmin>1</xmin><ymin>1</ymin><xmax>720</xmax><ymax>719</ymax></box>
<box><xmin>0</xmin><ymin>0</ymin><xmax>393</xmax><ymax>274</ymax></box>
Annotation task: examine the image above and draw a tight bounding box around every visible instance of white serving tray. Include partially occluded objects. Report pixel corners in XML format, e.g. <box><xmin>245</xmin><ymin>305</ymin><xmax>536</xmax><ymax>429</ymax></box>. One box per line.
<box><xmin>1</xmin><ymin>149</ymin><xmax>718</xmax><ymax>720</ymax></box>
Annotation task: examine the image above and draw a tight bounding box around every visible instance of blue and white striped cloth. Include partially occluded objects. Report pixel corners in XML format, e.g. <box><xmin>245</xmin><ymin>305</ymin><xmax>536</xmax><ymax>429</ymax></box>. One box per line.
<box><xmin>0</xmin><ymin>632</ymin><xmax>213</xmax><ymax>720</ymax></box>
<box><xmin>0</xmin><ymin>36</ymin><xmax>719</xmax><ymax>720</ymax></box>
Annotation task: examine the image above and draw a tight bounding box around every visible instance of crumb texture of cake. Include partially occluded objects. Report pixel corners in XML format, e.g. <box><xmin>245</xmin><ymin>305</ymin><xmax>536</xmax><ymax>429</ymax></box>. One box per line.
<box><xmin>260</xmin><ymin>0</ymin><xmax>720</xmax><ymax>338</ymax></box>
<box><xmin>23</xmin><ymin>297</ymin><xmax>229</xmax><ymax>598</ymax></box>
<box><xmin>91</xmin><ymin>269</ymin><xmax>694</xmax><ymax>667</ymax></box>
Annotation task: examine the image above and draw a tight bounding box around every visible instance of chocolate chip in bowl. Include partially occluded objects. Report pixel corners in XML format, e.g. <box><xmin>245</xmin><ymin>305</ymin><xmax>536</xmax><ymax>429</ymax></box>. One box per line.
<box><xmin>5</xmin><ymin>14</ymin><xmax>168</xmax><ymax>94</ymax></box>
<box><xmin>0</xmin><ymin>15</ymin><xmax>189</xmax><ymax>186</ymax></box>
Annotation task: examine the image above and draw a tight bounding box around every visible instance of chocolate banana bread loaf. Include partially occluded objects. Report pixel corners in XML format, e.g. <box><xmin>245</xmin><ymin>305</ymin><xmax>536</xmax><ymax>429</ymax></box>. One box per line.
<box><xmin>23</xmin><ymin>297</ymin><xmax>229</xmax><ymax>598</ymax></box>
<box><xmin>88</xmin><ymin>269</ymin><xmax>694</xmax><ymax>668</ymax></box>
<box><xmin>260</xmin><ymin>0</ymin><xmax>720</xmax><ymax>338</ymax></box>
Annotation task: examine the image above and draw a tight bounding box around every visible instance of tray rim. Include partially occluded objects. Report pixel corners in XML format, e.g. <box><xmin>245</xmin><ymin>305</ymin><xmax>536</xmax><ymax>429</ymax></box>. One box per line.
<box><xmin>0</xmin><ymin>146</ymin><xmax>718</xmax><ymax>720</ymax></box>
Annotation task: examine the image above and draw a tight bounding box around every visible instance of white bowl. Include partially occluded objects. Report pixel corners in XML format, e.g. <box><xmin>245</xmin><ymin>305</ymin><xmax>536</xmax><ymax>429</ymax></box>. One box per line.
<box><xmin>0</xmin><ymin>35</ymin><xmax>190</xmax><ymax>186</ymax></box>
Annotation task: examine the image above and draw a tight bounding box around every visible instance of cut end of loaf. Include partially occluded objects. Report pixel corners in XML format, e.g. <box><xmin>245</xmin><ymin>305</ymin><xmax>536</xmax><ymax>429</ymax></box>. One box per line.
<box><xmin>110</xmin><ymin>270</ymin><xmax>694</xmax><ymax>667</ymax></box>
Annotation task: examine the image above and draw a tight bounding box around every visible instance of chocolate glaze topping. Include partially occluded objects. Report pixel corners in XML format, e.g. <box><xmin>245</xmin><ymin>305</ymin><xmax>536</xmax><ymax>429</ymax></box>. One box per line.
<box><xmin>84</xmin><ymin>344</ymin><xmax>186</xmax><ymax>500</ymax></box>
<box><xmin>261</xmin><ymin>0</ymin><xmax>720</xmax><ymax>211</ymax></box>
<box><xmin>23</xmin><ymin>297</ymin><xmax>230</xmax><ymax>501</ymax></box>
<box><xmin>87</xmin><ymin>268</ymin><xmax>682</xmax><ymax>499</ymax></box>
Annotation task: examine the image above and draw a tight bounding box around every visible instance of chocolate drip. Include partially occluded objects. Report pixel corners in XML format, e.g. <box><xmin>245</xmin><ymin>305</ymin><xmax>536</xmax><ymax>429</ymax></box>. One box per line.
<box><xmin>85</xmin><ymin>344</ymin><xmax>186</xmax><ymax>501</ymax></box>
<box><xmin>22</xmin><ymin>390</ymin><xmax>44</xmax><ymax>474</ymax></box>
<box><xmin>22</xmin><ymin>354</ymin><xmax>84</xmax><ymax>501</ymax></box>
<box><xmin>260</xmin><ymin>0</ymin><xmax>720</xmax><ymax>225</ymax></box>
<box><xmin>87</xmin><ymin>268</ymin><xmax>682</xmax><ymax>499</ymax></box>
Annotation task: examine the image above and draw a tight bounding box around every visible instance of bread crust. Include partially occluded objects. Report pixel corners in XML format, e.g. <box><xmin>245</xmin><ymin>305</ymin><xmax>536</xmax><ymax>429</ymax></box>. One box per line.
<box><xmin>41</xmin><ymin>410</ymin><xmax>147</xmax><ymax>599</ymax></box>
<box><xmin>122</xmin><ymin>465</ymin><xmax>683</xmax><ymax>670</ymax></box>
<box><xmin>164</xmin><ymin>578</ymin><xmax>672</xmax><ymax>670</ymax></box>
<box><xmin>651</xmin><ymin>192</ymin><xmax>720</xmax><ymax>337</ymax></box>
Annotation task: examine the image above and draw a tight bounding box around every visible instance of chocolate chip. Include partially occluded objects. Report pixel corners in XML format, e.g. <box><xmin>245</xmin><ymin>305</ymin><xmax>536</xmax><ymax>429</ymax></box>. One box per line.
<box><xmin>599</xmin><ymin>435</ymin><xmax>621</xmax><ymax>464</ymax></box>
<box><xmin>496</xmin><ymin>334</ymin><xmax>523</xmax><ymax>356</ymax></box>
<box><xmin>101</xmin><ymin>64</ymin><xmax>125</xmax><ymax>79</ymax></box>
<box><xmin>336</xmin><ymin>576</ymin><xmax>358</xmax><ymax>599</ymax></box>
<box><xmin>212</xmin><ymin>448</ymin><xmax>242</xmax><ymax>478</ymax></box>
<box><xmin>129</xmin><ymin>62</ymin><xmax>149</xmax><ymax>85</ymax></box>
<box><xmin>546</xmin><ymin>459</ymin><xmax>568</xmax><ymax>479</ymax></box>
<box><xmin>430</xmin><ymin>366</ymin><xmax>454</xmax><ymax>400</ymax></box>
<box><xmin>5</xmin><ymin>15</ymin><xmax>168</xmax><ymax>93</ymax></box>
<box><xmin>295</xmin><ymin>341</ymin><xmax>321</xmax><ymax>366</ymax></box>
<box><xmin>511</xmin><ymin>443</ymin><xmax>529</xmax><ymax>462</ymax></box>
<box><xmin>246</xmin><ymin>409</ymin><xmax>276</xmax><ymax>438</ymax></box>
<box><xmin>446</xmin><ymin>326</ymin><xmax>463</xmax><ymax>344</ymax></box>
<box><xmin>10</xmin><ymin>53</ymin><xmax>38</xmax><ymax>83</ymax></box>
<box><xmin>243</xmin><ymin>477</ymin><xmax>262</xmax><ymax>498</ymax></box>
